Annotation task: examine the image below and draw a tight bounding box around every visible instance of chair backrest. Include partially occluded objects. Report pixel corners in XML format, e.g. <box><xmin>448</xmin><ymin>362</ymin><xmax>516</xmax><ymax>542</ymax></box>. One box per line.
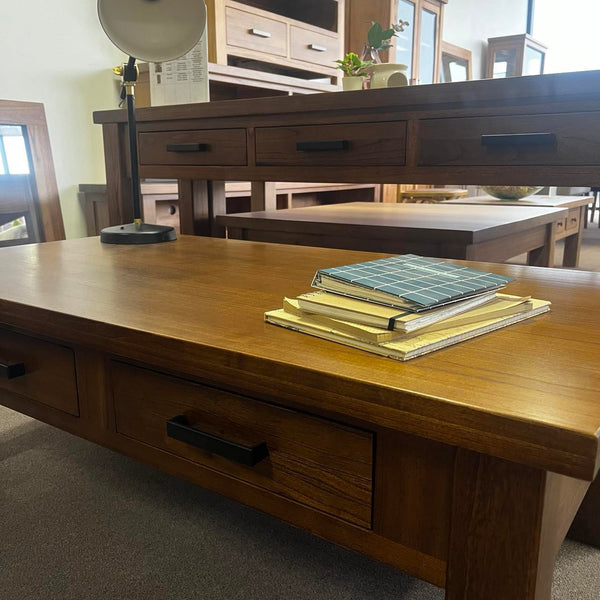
<box><xmin>0</xmin><ymin>100</ymin><xmax>65</xmax><ymax>243</ymax></box>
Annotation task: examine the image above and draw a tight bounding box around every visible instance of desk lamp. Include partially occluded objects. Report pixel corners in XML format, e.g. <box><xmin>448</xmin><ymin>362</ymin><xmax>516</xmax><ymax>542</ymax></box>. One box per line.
<box><xmin>97</xmin><ymin>0</ymin><xmax>207</xmax><ymax>244</ymax></box>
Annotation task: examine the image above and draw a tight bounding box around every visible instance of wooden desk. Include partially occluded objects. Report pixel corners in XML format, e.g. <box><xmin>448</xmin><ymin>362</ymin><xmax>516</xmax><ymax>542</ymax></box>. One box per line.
<box><xmin>1</xmin><ymin>236</ymin><xmax>600</xmax><ymax>599</ymax></box>
<box><xmin>218</xmin><ymin>201</ymin><xmax>568</xmax><ymax>266</ymax></box>
<box><xmin>93</xmin><ymin>70</ymin><xmax>600</xmax><ymax>235</ymax></box>
<box><xmin>444</xmin><ymin>195</ymin><xmax>592</xmax><ymax>267</ymax></box>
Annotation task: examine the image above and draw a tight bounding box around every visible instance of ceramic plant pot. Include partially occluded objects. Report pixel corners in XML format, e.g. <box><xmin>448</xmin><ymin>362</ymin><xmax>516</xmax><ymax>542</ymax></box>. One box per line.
<box><xmin>369</xmin><ymin>63</ymin><xmax>408</xmax><ymax>89</ymax></box>
<box><xmin>342</xmin><ymin>76</ymin><xmax>364</xmax><ymax>91</ymax></box>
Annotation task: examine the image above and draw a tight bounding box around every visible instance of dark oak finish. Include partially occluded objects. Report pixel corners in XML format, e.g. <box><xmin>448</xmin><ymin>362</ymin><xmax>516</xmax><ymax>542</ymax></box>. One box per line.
<box><xmin>1</xmin><ymin>236</ymin><xmax>600</xmax><ymax>598</ymax></box>
<box><xmin>218</xmin><ymin>201</ymin><xmax>567</xmax><ymax>266</ymax></box>
<box><xmin>94</xmin><ymin>70</ymin><xmax>600</xmax><ymax>236</ymax></box>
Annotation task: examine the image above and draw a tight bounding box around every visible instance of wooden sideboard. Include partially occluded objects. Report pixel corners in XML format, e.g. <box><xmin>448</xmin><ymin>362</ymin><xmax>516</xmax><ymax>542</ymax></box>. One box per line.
<box><xmin>94</xmin><ymin>70</ymin><xmax>600</xmax><ymax>235</ymax></box>
<box><xmin>2</xmin><ymin>236</ymin><xmax>600</xmax><ymax>600</ymax></box>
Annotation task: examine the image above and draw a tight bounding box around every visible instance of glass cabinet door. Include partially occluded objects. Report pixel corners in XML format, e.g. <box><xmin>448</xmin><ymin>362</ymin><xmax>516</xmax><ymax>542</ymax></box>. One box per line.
<box><xmin>524</xmin><ymin>45</ymin><xmax>544</xmax><ymax>75</ymax></box>
<box><xmin>492</xmin><ymin>48</ymin><xmax>518</xmax><ymax>78</ymax></box>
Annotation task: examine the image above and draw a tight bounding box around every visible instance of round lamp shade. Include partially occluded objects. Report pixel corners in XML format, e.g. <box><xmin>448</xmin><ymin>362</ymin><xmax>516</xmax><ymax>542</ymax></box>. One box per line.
<box><xmin>98</xmin><ymin>0</ymin><xmax>206</xmax><ymax>63</ymax></box>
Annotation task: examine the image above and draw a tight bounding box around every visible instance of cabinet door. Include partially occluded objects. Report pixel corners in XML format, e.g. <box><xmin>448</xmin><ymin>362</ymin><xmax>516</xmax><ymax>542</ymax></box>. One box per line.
<box><xmin>395</xmin><ymin>0</ymin><xmax>417</xmax><ymax>84</ymax></box>
<box><xmin>419</xmin><ymin>1</ymin><xmax>442</xmax><ymax>85</ymax></box>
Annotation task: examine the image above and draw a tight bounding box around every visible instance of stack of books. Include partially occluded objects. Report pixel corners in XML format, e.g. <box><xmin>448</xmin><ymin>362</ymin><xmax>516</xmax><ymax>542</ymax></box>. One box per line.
<box><xmin>264</xmin><ymin>254</ymin><xmax>550</xmax><ymax>361</ymax></box>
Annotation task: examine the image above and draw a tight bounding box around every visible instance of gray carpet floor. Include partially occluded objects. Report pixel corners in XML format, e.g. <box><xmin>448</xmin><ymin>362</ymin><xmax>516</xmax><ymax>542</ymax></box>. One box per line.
<box><xmin>1</xmin><ymin>406</ymin><xmax>599</xmax><ymax>600</ymax></box>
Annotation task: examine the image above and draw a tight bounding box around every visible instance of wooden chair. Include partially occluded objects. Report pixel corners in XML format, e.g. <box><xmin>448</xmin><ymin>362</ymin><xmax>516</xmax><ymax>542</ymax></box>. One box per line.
<box><xmin>0</xmin><ymin>100</ymin><xmax>65</xmax><ymax>243</ymax></box>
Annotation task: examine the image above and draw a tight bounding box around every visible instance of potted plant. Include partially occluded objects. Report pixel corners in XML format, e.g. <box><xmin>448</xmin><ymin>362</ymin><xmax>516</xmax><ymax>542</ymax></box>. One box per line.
<box><xmin>334</xmin><ymin>52</ymin><xmax>373</xmax><ymax>91</ymax></box>
<box><xmin>362</xmin><ymin>20</ymin><xmax>410</xmax><ymax>89</ymax></box>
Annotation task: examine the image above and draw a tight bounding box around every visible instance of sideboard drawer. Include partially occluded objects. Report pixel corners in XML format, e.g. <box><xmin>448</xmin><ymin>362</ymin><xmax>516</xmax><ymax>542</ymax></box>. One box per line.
<box><xmin>112</xmin><ymin>361</ymin><xmax>373</xmax><ymax>528</ymax></box>
<box><xmin>255</xmin><ymin>122</ymin><xmax>407</xmax><ymax>167</ymax></box>
<box><xmin>290</xmin><ymin>25</ymin><xmax>338</xmax><ymax>68</ymax></box>
<box><xmin>138</xmin><ymin>129</ymin><xmax>247</xmax><ymax>166</ymax></box>
<box><xmin>566</xmin><ymin>207</ymin><xmax>581</xmax><ymax>231</ymax></box>
<box><xmin>418</xmin><ymin>112</ymin><xmax>600</xmax><ymax>166</ymax></box>
<box><xmin>0</xmin><ymin>329</ymin><xmax>78</xmax><ymax>416</ymax></box>
<box><xmin>226</xmin><ymin>6</ymin><xmax>287</xmax><ymax>58</ymax></box>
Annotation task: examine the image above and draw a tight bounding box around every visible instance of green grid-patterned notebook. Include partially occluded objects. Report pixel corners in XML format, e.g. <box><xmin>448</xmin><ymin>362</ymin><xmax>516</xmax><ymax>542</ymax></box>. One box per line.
<box><xmin>312</xmin><ymin>254</ymin><xmax>513</xmax><ymax>311</ymax></box>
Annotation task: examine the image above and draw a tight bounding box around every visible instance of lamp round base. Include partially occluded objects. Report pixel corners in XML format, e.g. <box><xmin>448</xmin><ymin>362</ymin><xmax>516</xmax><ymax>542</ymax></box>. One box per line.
<box><xmin>100</xmin><ymin>222</ymin><xmax>177</xmax><ymax>244</ymax></box>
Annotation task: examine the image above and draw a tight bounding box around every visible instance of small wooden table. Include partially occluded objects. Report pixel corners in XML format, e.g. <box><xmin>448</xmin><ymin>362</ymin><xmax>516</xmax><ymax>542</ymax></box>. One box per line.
<box><xmin>218</xmin><ymin>201</ymin><xmax>568</xmax><ymax>267</ymax></box>
<box><xmin>444</xmin><ymin>195</ymin><xmax>591</xmax><ymax>267</ymax></box>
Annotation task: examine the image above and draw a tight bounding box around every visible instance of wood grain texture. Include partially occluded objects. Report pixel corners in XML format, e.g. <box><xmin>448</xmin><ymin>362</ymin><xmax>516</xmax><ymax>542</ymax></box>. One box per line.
<box><xmin>1</xmin><ymin>236</ymin><xmax>599</xmax><ymax>481</ymax></box>
<box><xmin>112</xmin><ymin>360</ymin><xmax>373</xmax><ymax>528</ymax></box>
<box><xmin>374</xmin><ymin>430</ymin><xmax>455</xmax><ymax>560</ymax></box>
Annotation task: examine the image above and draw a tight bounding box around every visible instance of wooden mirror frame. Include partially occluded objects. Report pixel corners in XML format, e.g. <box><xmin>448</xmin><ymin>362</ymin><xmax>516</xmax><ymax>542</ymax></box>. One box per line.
<box><xmin>440</xmin><ymin>40</ymin><xmax>472</xmax><ymax>82</ymax></box>
<box><xmin>0</xmin><ymin>100</ymin><xmax>65</xmax><ymax>241</ymax></box>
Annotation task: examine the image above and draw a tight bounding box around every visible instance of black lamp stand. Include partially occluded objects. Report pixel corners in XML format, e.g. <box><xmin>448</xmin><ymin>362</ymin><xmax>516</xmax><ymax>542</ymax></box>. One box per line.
<box><xmin>100</xmin><ymin>56</ymin><xmax>176</xmax><ymax>244</ymax></box>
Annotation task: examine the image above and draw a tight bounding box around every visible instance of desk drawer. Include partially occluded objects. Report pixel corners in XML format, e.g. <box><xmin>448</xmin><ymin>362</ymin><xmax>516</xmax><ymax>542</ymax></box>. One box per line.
<box><xmin>418</xmin><ymin>112</ymin><xmax>600</xmax><ymax>166</ymax></box>
<box><xmin>226</xmin><ymin>6</ymin><xmax>287</xmax><ymax>58</ymax></box>
<box><xmin>290</xmin><ymin>26</ymin><xmax>338</xmax><ymax>68</ymax></box>
<box><xmin>112</xmin><ymin>362</ymin><xmax>373</xmax><ymax>527</ymax></box>
<box><xmin>138</xmin><ymin>129</ymin><xmax>247</xmax><ymax>166</ymax></box>
<box><xmin>0</xmin><ymin>329</ymin><xmax>78</xmax><ymax>416</ymax></box>
<box><xmin>255</xmin><ymin>122</ymin><xmax>407</xmax><ymax>167</ymax></box>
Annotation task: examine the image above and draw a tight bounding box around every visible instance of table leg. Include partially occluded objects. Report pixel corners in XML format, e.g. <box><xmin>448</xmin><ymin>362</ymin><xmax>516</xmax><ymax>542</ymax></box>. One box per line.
<box><xmin>568</xmin><ymin>473</ymin><xmax>600</xmax><ymax>547</ymax></box>
<box><xmin>446</xmin><ymin>449</ymin><xmax>587</xmax><ymax>600</ymax></box>
<box><xmin>251</xmin><ymin>182</ymin><xmax>277</xmax><ymax>212</ymax></box>
<box><xmin>528</xmin><ymin>222</ymin><xmax>556</xmax><ymax>267</ymax></box>
<box><xmin>562</xmin><ymin>207</ymin><xmax>584</xmax><ymax>267</ymax></box>
<box><xmin>102</xmin><ymin>123</ymin><xmax>133</xmax><ymax>226</ymax></box>
<box><xmin>178</xmin><ymin>179</ymin><xmax>226</xmax><ymax>237</ymax></box>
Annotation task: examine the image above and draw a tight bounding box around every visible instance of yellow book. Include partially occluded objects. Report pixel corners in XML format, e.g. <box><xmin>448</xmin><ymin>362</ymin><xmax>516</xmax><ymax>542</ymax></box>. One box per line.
<box><xmin>265</xmin><ymin>299</ymin><xmax>551</xmax><ymax>361</ymax></box>
<box><xmin>295</xmin><ymin>290</ymin><xmax>531</xmax><ymax>334</ymax></box>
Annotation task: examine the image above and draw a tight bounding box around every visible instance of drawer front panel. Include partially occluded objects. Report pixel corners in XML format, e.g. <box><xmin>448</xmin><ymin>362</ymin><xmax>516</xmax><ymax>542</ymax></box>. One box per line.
<box><xmin>290</xmin><ymin>26</ymin><xmax>338</xmax><ymax>67</ymax></box>
<box><xmin>139</xmin><ymin>129</ymin><xmax>247</xmax><ymax>166</ymax></box>
<box><xmin>112</xmin><ymin>362</ymin><xmax>373</xmax><ymax>527</ymax></box>
<box><xmin>256</xmin><ymin>122</ymin><xmax>407</xmax><ymax>167</ymax></box>
<box><xmin>0</xmin><ymin>329</ymin><xmax>78</xmax><ymax>415</ymax></box>
<box><xmin>226</xmin><ymin>6</ymin><xmax>287</xmax><ymax>57</ymax></box>
<box><xmin>418</xmin><ymin>113</ymin><xmax>600</xmax><ymax>166</ymax></box>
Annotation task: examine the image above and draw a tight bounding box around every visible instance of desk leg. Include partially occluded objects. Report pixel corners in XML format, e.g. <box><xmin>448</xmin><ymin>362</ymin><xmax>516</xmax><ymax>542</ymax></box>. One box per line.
<box><xmin>178</xmin><ymin>179</ymin><xmax>226</xmax><ymax>237</ymax></box>
<box><xmin>528</xmin><ymin>223</ymin><xmax>557</xmax><ymax>267</ymax></box>
<box><xmin>562</xmin><ymin>207</ymin><xmax>584</xmax><ymax>268</ymax></box>
<box><xmin>446</xmin><ymin>450</ymin><xmax>588</xmax><ymax>600</ymax></box>
<box><xmin>568</xmin><ymin>473</ymin><xmax>600</xmax><ymax>547</ymax></box>
<box><xmin>251</xmin><ymin>182</ymin><xmax>277</xmax><ymax>212</ymax></box>
<box><xmin>102</xmin><ymin>123</ymin><xmax>133</xmax><ymax>226</ymax></box>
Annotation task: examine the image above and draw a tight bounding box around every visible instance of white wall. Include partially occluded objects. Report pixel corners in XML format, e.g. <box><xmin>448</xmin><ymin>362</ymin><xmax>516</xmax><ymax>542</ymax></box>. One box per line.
<box><xmin>443</xmin><ymin>0</ymin><xmax>528</xmax><ymax>79</ymax></box>
<box><xmin>0</xmin><ymin>1</ymin><xmax>124</xmax><ymax>238</ymax></box>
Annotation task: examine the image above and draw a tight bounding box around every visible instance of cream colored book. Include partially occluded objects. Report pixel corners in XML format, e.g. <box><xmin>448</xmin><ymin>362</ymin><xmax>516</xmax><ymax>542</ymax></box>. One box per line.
<box><xmin>296</xmin><ymin>290</ymin><xmax>531</xmax><ymax>334</ymax></box>
<box><xmin>265</xmin><ymin>299</ymin><xmax>551</xmax><ymax>361</ymax></box>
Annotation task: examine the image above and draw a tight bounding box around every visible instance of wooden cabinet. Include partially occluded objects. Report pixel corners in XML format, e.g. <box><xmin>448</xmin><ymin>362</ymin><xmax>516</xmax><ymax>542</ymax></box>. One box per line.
<box><xmin>485</xmin><ymin>34</ymin><xmax>547</xmax><ymax>79</ymax></box>
<box><xmin>206</xmin><ymin>0</ymin><xmax>345</xmax><ymax>88</ymax></box>
<box><xmin>346</xmin><ymin>0</ymin><xmax>446</xmax><ymax>85</ymax></box>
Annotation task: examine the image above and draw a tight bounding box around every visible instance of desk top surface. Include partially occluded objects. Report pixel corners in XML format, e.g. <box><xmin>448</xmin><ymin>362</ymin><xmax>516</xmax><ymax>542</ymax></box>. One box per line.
<box><xmin>445</xmin><ymin>195</ymin><xmax>593</xmax><ymax>208</ymax></box>
<box><xmin>218</xmin><ymin>202</ymin><xmax>566</xmax><ymax>244</ymax></box>
<box><xmin>1</xmin><ymin>236</ymin><xmax>599</xmax><ymax>479</ymax></box>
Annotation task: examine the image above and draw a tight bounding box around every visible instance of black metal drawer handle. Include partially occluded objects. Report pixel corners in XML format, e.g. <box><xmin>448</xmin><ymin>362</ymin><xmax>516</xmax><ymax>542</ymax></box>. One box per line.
<box><xmin>166</xmin><ymin>143</ymin><xmax>210</xmax><ymax>153</ymax></box>
<box><xmin>296</xmin><ymin>140</ymin><xmax>349</xmax><ymax>152</ymax></box>
<box><xmin>0</xmin><ymin>360</ymin><xmax>26</xmax><ymax>379</ymax></box>
<box><xmin>481</xmin><ymin>133</ymin><xmax>556</xmax><ymax>147</ymax></box>
<box><xmin>166</xmin><ymin>415</ymin><xmax>268</xmax><ymax>466</ymax></box>
<box><xmin>249</xmin><ymin>28</ymin><xmax>271</xmax><ymax>38</ymax></box>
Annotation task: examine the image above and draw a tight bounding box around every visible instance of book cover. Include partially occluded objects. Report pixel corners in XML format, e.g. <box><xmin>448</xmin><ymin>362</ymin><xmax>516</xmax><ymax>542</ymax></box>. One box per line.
<box><xmin>296</xmin><ymin>290</ymin><xmax>530</xmax><ymax>333</ymax></box>
<box><xmin>265</xmin><ymin>299</ymin><xmax>550</xmax><ymax>361</ymax></box>
<box><xmin>312</xmin><ymin>254</ymin><xmax>514</xmax><ymax>311</ymax></box>
<box><xmin>286</xmin><ymin>293</ymin><xmax>535</xmax><ymax>342</ymax></box>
